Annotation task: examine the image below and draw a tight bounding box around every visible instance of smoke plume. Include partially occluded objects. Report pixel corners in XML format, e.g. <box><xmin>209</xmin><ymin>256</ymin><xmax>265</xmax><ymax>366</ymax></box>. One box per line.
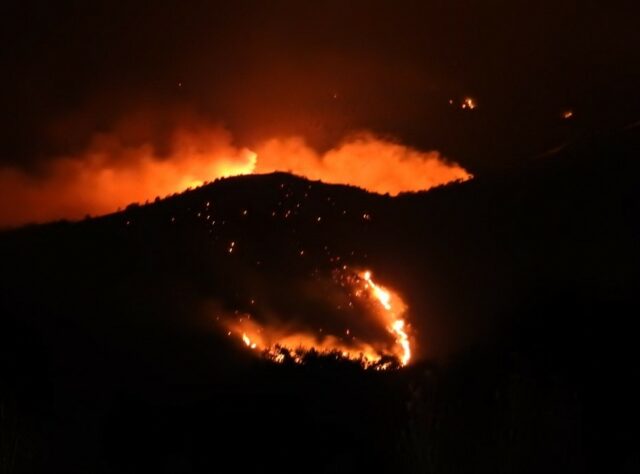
<box><xmin>0</xmin><ymin>122</ymin><xmax>470</xmax><ymax>227</ymax></box>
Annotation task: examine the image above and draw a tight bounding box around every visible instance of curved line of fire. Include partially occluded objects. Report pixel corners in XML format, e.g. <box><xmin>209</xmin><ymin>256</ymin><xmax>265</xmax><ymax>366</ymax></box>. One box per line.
<box><xmin>225</xmin><ymin>269</ymin><xmax>412</xmax><ymax>370</ymax></box>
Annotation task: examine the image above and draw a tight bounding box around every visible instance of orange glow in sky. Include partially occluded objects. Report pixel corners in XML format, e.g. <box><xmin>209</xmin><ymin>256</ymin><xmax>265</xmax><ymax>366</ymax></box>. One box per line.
<box><xmin>0</xmin><ymin>126</ymin><xmax>471</xmax><ymax>227</ymax></box>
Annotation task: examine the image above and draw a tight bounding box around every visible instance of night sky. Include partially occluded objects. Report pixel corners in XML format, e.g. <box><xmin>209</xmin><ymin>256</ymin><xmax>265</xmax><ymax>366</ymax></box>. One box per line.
<box><xmin>2</xmin><ymin>1</ymin><xmax>638</xmax><ymax>175</ymax></box>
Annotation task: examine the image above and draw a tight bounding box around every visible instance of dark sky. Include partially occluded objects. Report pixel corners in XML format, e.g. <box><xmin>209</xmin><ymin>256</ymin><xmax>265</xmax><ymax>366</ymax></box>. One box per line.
<box><xmin>1</xmin><ymin>0</ymin><xmax>639</xmax><ymax>173</ymax></box>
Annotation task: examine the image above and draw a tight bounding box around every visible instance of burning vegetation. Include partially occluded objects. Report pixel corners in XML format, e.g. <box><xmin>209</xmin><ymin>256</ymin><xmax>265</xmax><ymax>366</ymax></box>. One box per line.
<box><xmin>224</xmin><ymin>269</ymin><xmax>412</xmax><ymax>370</ymax></box>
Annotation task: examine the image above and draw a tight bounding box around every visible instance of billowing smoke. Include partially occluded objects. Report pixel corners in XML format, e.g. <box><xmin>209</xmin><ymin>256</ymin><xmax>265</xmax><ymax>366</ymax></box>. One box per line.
<box><xmin>0</xmin><ymin>125</ymin><xmax>256</xmax><ymax>227</ymax></box>
<box><xmin>0</xmin><ymin>119</ymin><xmax>470</xmax><ymax>227</ymax></box>
<box><xmin>254</xmin><ymin>133</ymin><xmax>471</xmax><ymax>195</ymax></box>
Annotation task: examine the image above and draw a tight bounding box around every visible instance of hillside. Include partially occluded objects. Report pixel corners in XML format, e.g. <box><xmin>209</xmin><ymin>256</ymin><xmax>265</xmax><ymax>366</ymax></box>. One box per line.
<box><xmin>1</xmin><ymin>127</ymin><xmax>639</xmax><ymax>473</ymax></box>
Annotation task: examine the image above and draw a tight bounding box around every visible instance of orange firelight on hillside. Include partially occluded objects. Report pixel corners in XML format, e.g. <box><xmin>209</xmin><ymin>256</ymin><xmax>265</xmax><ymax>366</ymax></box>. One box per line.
<box><xmin>224</xmin><ymin>268</ymin><xmax>413</xmax><ymax>369</ymax></box>
<box><xmin>0</xmin><ymin>127</ymin><xmax>471</xmax><ymax>227</ymax></box>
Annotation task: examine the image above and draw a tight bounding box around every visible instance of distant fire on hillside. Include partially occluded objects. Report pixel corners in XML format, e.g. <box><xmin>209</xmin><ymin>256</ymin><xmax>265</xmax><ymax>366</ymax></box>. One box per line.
<box><xmin>223</xmin><ymin>268</ymin><xmax>412</xmax><ymax>370</ymax></box>
<box><xmin>0</xmin><ymin>125</ymin><xmax>471</xmax><ymax>227</ymax></box>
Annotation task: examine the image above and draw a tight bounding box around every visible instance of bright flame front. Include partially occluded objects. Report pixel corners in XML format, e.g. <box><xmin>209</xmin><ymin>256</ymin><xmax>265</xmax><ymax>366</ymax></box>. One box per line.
<box><xmin>362</xmin><ymin>271</ymin><xmax>411</xmax><ymax>365</ymax></box>
<box><xmin>224</xmin><ymin>269</ymin><xmax>412</xmax><ymax>370</ymax></box>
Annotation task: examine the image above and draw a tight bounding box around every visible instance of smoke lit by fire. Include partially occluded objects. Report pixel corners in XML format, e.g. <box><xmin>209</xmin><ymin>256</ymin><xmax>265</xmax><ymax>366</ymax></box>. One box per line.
<box><xmin>252</xmin><ymin>133</ymin><xmax>471</xmax><ymax>196</ymax></box>
<box><xmin>224</xmin><ymin>269</ymin><xmax>412</xmax><ymax>370</ymax></box>
<box><xmin>0</xmin><ymin>125</ymin><xmax>471</xmax><ymax>227</ymax></box>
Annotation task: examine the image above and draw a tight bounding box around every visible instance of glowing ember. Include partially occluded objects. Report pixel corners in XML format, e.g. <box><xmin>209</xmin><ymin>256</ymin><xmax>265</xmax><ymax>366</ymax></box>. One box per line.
<box><xmin>461</xmin><ymin>97</ymin><xmax>477</xmax><ymax>110</ymax></box>
<box><xmin>224</xmin><ymin>268</ymin><xmax>412</xmax><ymax>369</ymax></box>
<box><xmin>242</xmin><ymin>333</ymin><xmax>257</xmax><ymax>349</ymax></box>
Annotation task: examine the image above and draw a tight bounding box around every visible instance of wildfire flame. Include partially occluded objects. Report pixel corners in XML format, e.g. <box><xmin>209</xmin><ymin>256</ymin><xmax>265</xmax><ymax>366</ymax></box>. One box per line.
<box><xmin>0</xmin><ymin>126</ymin><xmax>472</xmax><ymax>227</ymax></box>
<box><xmin>242</xmin><ymin>333</ymin><xmax>257</xmax><ymax>349</ymax></box>
<box><xmin>224</xmin><ymin>269</ymin><xmax>412</xmax><ymax>369</ymax></box>
<box><xmin>461</xmin><ymin>97</ymin><xmax>477</xmax><ymax>110</ymax></box>
<box><xmin>361</xmin><ymin>270</ymin><xmax>411</xmax><ymax>365</ymax></box>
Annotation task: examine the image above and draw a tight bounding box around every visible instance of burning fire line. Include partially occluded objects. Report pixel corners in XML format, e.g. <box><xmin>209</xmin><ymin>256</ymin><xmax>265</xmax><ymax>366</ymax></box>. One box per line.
<box><xmin>361</xmin><ymin>270</ymin><xmax>411</xmax><ymax>365</ymax></box>
<box><xmin>225</xmin><ymin>268</ymin><xmax>412</xmax><ymax>370</ymax></box>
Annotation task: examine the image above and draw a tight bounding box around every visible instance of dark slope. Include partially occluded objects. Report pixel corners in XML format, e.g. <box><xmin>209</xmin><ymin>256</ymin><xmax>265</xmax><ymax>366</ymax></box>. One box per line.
<box><xmin>1</xmin><ymin>127</ymin><xmax>638</xmax><ymax>473</ymax></box>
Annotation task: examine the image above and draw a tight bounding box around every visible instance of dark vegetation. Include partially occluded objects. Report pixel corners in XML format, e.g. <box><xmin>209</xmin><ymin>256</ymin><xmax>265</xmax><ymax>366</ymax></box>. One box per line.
<box><xmin>1</xmin><ymin>128</ymin><xmax>639</xmax><ymax>473</ymax></box>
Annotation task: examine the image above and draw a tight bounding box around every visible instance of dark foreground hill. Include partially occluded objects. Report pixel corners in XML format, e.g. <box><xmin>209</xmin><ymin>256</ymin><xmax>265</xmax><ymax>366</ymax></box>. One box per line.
<box><xmin>1</xmin><ymin>128</ymin><xmax>639</xmax><ymax>473</ymax></box>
